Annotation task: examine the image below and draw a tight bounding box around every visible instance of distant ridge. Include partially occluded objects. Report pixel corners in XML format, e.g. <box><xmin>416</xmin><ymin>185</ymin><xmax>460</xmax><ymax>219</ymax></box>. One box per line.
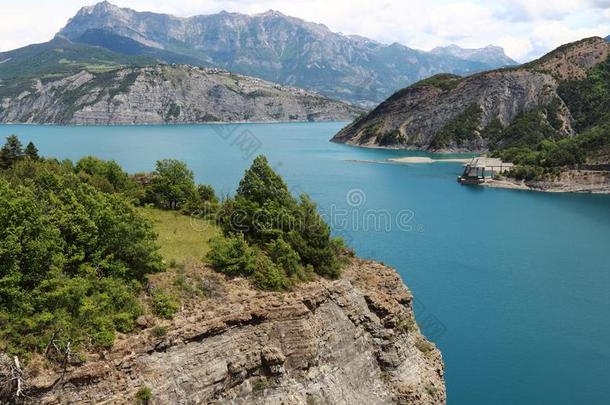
<box><xmin>0</xmin><ymin>64</ymin><xmax>363</xmax><ymax>125</ymax></box>
<box><xmin>56</xmin><ymin>1</ymin><xmax>517</xmax><ymax>105</ymax></box>
<box><xmin>431</xmin><ymin>44</ymin><xmax>516</xmax><ymax>67</ymax></box>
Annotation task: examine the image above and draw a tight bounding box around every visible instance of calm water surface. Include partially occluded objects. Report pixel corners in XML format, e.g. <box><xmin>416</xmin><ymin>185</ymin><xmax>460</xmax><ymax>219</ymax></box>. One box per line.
<box><xmin>3</xmin><ymin>122</ymin><xmax>609</xmax><ymax>405</ymax></box>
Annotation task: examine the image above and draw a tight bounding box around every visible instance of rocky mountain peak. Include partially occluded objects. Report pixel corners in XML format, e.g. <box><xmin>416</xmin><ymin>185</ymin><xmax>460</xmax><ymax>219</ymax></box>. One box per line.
<box><xmin>77</xmin><ymin>1</ymin><xmax>121</xmax><ymax>16</ymax></box>
<box><xmin>258</xmin><ymin>9</ymin><xmax>286</xmax><ymax>18</ymax></box>
<box><xmin>56</xmin><ymin>3</ymin><xmax>517</xmax><ymax>105</ymax></box>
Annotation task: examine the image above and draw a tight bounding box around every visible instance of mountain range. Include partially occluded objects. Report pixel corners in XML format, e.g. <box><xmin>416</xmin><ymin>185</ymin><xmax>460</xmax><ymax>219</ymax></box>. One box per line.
<box><xmin>50</xmin><ymin>1</ymin><xmax>516</xmax><ymax>105</ymax></box>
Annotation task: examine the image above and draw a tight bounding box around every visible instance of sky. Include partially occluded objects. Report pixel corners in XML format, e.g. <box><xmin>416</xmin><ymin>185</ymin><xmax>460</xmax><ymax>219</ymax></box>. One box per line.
<box><xmin>1</xmin><ymin>0</ymin><xmax>609</xmax><ymax>62</ymax></box>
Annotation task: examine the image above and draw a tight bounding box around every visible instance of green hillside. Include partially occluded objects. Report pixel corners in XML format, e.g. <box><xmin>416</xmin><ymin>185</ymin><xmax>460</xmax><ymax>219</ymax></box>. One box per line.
<box><xmin>0</xmin><ymin>37</ymin><xmax>154</xmax><ymax>81</ymax></box>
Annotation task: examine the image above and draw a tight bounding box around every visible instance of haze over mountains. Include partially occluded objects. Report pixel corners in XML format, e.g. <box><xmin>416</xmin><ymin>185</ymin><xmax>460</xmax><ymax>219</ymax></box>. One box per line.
<box><xmin>52</xmin><ymin>1</ymin><xmax>516</xmax><ymax>105</ymax></box>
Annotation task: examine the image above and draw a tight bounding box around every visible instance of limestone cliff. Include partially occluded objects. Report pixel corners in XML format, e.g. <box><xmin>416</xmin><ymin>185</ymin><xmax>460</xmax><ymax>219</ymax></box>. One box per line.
<box><xmin>23</xmin><ymin>259</ymin><xmax>445</xmax><ymax>404</ymax></box>
<box><xmin>332</xmin><ymin>37</ymin><xmax>610</xmax><ymax>152</ymax></box>
<box><xmin>0</xmin><ymin>65</ymin><xmax>363</xmax><ymax>125</ymax></box>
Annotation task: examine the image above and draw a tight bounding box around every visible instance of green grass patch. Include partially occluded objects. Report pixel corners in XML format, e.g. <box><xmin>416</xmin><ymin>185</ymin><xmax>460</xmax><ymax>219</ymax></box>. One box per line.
<box><xmin>139</xmin><ymin>207</ymin><xmax>219</xmax><ymax>265</ymax></box>
<box><xmin>410</xmin><ymin>73</ymin><xmax>464</xmax><ymax>92</ymax></box>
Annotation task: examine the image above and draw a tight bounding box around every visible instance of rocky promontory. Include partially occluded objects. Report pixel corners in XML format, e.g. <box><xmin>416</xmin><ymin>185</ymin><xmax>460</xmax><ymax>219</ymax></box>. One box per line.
<box><xmin>23</xmin><ymin>259</ymin><xmax>445</xmax><ymax>404</ymax></box>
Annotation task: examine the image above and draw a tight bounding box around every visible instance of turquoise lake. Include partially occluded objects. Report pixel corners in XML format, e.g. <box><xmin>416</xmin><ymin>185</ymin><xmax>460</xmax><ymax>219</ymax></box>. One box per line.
<box><xmin>3</xmin><ymin>122</ymin><xmax>609</xmax><ymax>404</ymax></box>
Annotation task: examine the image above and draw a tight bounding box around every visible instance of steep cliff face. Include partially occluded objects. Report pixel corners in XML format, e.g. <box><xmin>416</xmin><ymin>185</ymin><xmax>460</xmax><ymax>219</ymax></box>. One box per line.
<box><xmin>56</xmin><ymin>1</ymin><xmax>515</xmax><ymax>105</ymax></box>
<box><xmin>0</xmin><ymin>65</ymin><xmax>362</xmax><ymax>125</ymax></box>
<box><xmin>332</xmin><ymin>37</ymin><xmax>610</xmax><ymax>152</ymax></box>
<box><xmin>26</xmin><ymin>259</ymin><xmax>445</xmax><ymax>404</ymax></box>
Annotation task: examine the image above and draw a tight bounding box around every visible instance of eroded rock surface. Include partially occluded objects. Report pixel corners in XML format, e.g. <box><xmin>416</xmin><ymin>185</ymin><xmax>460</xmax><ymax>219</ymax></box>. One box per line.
<box><xmin>0</xmin><ymin>65</ymin><xmax>362</xmax><ymax>125</ymax></box>
<box><xmin>28</xmin><ymin>259</ymin><xmax>445</xmax><ymax>404</ymax></box>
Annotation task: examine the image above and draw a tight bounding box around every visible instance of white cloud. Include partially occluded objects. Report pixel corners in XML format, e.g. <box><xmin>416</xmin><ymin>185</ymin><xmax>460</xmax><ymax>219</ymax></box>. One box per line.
<box><xmin>0</xmin><ymin>0</ymin><xmax>609</xmax><ymax>63</ymax></box>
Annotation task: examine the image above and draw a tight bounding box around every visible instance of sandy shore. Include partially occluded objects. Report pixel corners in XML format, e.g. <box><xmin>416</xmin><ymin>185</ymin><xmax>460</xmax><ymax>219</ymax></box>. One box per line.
<box><xmin>388</xmin><ymin>156</ymin><xmax>472</xmax><ymax>164</ymax></box>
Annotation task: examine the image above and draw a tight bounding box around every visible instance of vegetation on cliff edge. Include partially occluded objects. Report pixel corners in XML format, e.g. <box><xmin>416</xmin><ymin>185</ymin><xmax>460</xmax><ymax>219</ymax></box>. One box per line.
<box><xmin>0</xmin><ymin>136</ymin><xmax>347</xmax><ymax>361</ymax></box>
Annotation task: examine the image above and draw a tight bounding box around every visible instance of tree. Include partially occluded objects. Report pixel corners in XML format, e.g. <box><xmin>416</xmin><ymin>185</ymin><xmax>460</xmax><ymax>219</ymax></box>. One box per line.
<box><xmin>146</xmin><ymin>159</ymin><xmax>197</xmax><ymax>210</ymax></box>
<box><xmin>197</xmin><ymin>184</ymin><xmax>217</xmax><ymax>203</ymax></box>
<box><xmin>209</xmin><ymin>155</ymin><xmax>343</xmax><ymax>290</ymax></box>
<box><xmin>75</xmin><ymin>156</ymin><xmax>137</xmax><ymax>195</ymax></box>
<box><xmin>0</xmin><ymin>135</ymin><xmax>24</xmax><ymax>169</ymax></box>
<box><xmin>24</xmin><ymin>142</ymin><xmax>39</xmax><ymax>161</ymax></box>
<box><xmin>0</xmin><ymin>158</ymin><xmax>164</xmax><ymax>355</ymax></box>
<box><xmin>236</xmin><ymin>156</ymin><xmax>293</xmax><ymax>207</ymax></box>
<box><xmin>287</xmin><ymin>195</ymin><xmax>340</xmax><ymax>278</ymax></box>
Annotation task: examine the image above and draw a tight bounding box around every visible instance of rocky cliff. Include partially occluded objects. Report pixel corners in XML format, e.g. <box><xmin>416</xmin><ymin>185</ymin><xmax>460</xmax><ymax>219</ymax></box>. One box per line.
<box><xmin>332</xmin><ymin>37</ymin><xmax>610</xmax><ymax>152</ymax></box>
<box><xmin>56</xmin><ymin>1</ymin><xmax>515</xmax><ymax>105</ymax></box>
<box><xmin>0</xmin><ymin>65</ymin><xmax>362</xmax><ymax>125</ymax></box>
<box><xmin>23</xmin><ymin>259</ymin><xmax>445</xmax><ymax>404</ymax></box>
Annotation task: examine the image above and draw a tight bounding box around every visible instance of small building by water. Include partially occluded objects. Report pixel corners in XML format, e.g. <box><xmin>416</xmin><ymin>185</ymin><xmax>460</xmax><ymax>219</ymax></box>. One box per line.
<box><xmin>458</xmin><ymin>157</ymin><xmax>514</xmax><ymax>184</ymax></box>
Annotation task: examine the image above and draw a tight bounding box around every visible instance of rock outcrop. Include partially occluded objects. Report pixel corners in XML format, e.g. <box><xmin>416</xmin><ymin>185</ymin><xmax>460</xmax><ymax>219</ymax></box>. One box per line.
<box><xmin>332</xmin><ymin>37</ymin><xmax>610</xmax><ymax>152</ymax></box>
<box><xmin>25</xmin><ymin>259</ymin><xmax>445</xmax><ymax>404</ymax></box>
<box><xmin>0</xmin><ymin>65</ymin><xmax>363</xmax><ymax>125</ymax></box>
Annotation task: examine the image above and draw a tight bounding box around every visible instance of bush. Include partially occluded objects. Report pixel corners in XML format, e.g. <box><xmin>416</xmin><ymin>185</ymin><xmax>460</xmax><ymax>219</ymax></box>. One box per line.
<box><xmin>267</xmin><ymin>237</ymin><xmax>302</xmax><ymax>277</ymax></box>
<box><xmin>75</xmin><ymin>156</ymin><xmax>138</xmax><ymax>197</ymax></box>
<box><xmin>136</xmin><ymin>386</ymin><xmax>153</xmax><ymax>404</ymax></box>
<box><xmin>252</xmin><ymin>254</ymin><xmax>290</xmax><ymax>291</ymax></box>
<box><xmin>152</xmin><ymin>291</ymin><xmax>180</xmax><ymax>319</ymax></box>
<box><xmin>150</xmin><ymin>325</ymin><xmax>168</xmax><ymax>338</ymax></box>
<box><xmin>495</xmin><ymin>118</ymin><xmax>610</xmax><ymax>179</ymax></box>
<box><xmin>508</xmin><ymin>165</ymin><xmax>545</xmax><ymax>181</ymax></box>
<box><xmin>206</xmin><ymin>234</ymin><xmax>258</xmax><ymax>277</ymax></box>
<box><xmin>430</xmin><ymin>104</ymin><xmax>482</xmax><ymax>149</ymax></box>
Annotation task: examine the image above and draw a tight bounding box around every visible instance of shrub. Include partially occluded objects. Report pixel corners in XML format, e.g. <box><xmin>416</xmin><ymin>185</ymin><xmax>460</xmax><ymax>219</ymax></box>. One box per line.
<box><xmin>267</xmin><ymin>237</ymin><xmax>302</xmax><ymax>277</ymax></box>
<box><xmin>75</xmin><ymin>156</ymin><xmax>137</xmax><ymax>196</ymax></box>
<box><xmin>150</xmin><ymin>325</ymin><xmax>167</xmax><ymax>338</ymax></box>
<box><xmin>136</xmin><ymin>386</ymin><xmax>153</xmax><ymax>404</ymax></box>
<box><xmin>252</xmin><ymin>378</ymin><xmax>269</xmax><ymax>393</ymax></box>
<box><xmin>415</xmin><ymin>338</ymin><xmax>435</xmax><ymax>356</ymax></box>
<box><xmin>430</xmin><ymin>104</ymin><xmax>482</xmax><ymax>149</ymax></box>
<box><xmin>152</xmin><ymin>291</ymin><xmax>180</xmax><ymax>319</ymax></box>
<box><xmin>206</xmin><ymin>234</ymin><xmax>258</xmax><ymax>277</ymax></box>
<box><xmin>252</xmin><ymin>254</ymin><xmax>290</xmax><ymax>291</ymax></box>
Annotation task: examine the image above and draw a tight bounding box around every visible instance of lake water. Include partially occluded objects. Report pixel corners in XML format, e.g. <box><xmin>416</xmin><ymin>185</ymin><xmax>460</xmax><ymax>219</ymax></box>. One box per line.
<box><xmin>3</xmin><ymin>122</ymin><xmax>609</xmax><ymax>405</ymax></box>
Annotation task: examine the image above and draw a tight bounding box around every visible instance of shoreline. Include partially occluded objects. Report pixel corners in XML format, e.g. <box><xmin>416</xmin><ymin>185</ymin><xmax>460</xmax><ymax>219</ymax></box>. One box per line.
<box><xmin>387</xmin><ymin>156</ymin><xmax>472</xmax><ymax>164</ymax></box>
<box><xmin>479</xmin><ymin>172</ymin><xmax>610</xmax><ymax>194</ymax></box>
<box><xmin>0</xmin><ymin>119</ymin><xmax>353</xmax><ymax>127</ymax></box>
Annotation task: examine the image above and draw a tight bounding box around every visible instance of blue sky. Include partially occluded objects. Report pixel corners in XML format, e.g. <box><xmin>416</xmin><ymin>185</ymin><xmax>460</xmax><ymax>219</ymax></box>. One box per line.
<box><xmin>1</xmin><ymin>0</ymin><xmax>608</xmax><ymax>62</ymax></box>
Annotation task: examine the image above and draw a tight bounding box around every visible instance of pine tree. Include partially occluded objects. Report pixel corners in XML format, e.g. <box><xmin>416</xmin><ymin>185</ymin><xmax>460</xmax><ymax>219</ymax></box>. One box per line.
<box><xmin>24</xmin><ymin>142</ymin><xmax>39</xmax><ymax>161</ymax></box>
<box><xmin>0</xmin><ymin>135</ymin><xmax>24</xmax><ymax>169</ymax></box>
